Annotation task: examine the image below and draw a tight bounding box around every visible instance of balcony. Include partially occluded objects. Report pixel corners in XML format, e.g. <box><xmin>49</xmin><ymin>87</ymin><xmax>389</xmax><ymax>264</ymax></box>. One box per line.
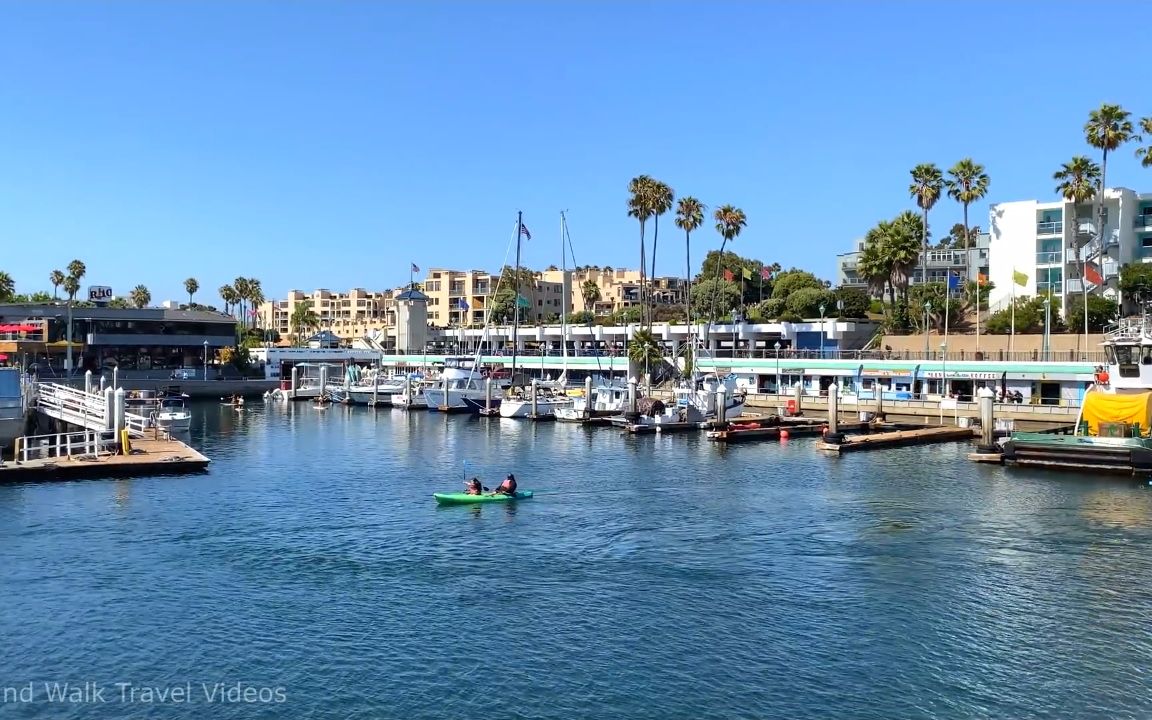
<box><xmin>1075</xmin><ymin>219</ymin><xmax>1097</xmax><ymax>238</ymax></box>
<box><xmin>1141</xmin><ymin>245</ymin><xmax>1152</xmax><ymax>260</ymax></box>
<box><xmin>840</xmin><ymin>259</ymin><xmax>858</xmax><ymax>270</ymax></box>
<box><xmin>1035</xmin><ymin>250</ymin><xmax>1062</xmax><ymax>265</ymax></box>
<box><xmin>1036</xmin><ymin>282</ymin><xmax>1063</xmax><ymax>295</ymax></box>
<box><xmin>1136</xmin><ymin>215</ymin><xmax>1152</xmax><ymax>231</ymax></box>
<box><xmin>924</xmin><ymin>253</ymin><xmax>968</xmax><ymax>268</ymax></box>
<box><xmin>1036</xmin><ymin>220</ymin><xmax>1062</xmax><ymax>235</ymax></box>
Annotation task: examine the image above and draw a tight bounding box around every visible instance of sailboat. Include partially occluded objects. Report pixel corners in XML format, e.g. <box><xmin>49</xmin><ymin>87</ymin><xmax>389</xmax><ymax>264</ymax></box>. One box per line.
<box><xmin>500</xmin><ymin>211</ymin><xmax>575</xmax><ymax>419</ymax></box>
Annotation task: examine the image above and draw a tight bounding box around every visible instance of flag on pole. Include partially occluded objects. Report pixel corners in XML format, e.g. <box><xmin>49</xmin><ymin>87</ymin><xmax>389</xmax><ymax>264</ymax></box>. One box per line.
<box><xmin>516</xmin><ymin>294</ymin><xmax>531</xmax><ymax>308</ymax></box>
<box><xmin>723</xmin><ymin>269</ymin><xmax>735</xmax><ymax>282</ymax></box>
<box><xmin>741</xmin><ymin>267</ymin><xmax>753</xmax><ymax>280</ymax></box>
<box><xmin>1084</xmin><ymin>262</ymin><xmax>1103</xmax><ymax>286</ymax></box>
<box><xmin>457</xmin><ymin>298</ymin><xmax>469</xmax><ymax>310</ymax></box>
<box><xmin>1012</xmin><ymin>269</ymin><xmax>1028</xmax><ymax>287</ymax></box>
<box><xmin>977</xmin><ymin>273</ymin><xmax>987</xmax><ymax>286</ymax></box>
<box><xmin>411</xmin><ymin>263</ymin><xmax>420</xmax><ymax>274</ymax></box>
<box><xmin>519</xmin><ymin>225</ymin><xmax>532</xmax><ymax>240</ymax></box>
<box><xmin>947</xmin><ymin>271</ymin><xmax>962</xmax><ymax>292</ymax></box>
<box><xmin>760</xmin><ymin>267</ymin><xmax>772</xmax><ymax>280</ymax></box>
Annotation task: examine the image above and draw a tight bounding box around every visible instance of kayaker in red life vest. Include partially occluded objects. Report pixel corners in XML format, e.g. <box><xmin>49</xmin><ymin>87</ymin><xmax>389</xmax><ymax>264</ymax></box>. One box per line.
<box><xmin>493</xmin><ymin>474</ymin><xmax>517</xmax><ymax>496</ymax></box>
<box><xmin>464</xmin><ymin>477</ymin><xmax>483</xmax><ymax>496</ymax></box>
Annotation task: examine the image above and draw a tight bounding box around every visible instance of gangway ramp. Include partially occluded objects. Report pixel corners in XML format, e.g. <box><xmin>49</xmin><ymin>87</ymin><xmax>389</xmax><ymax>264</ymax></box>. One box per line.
<box><xmin>33</xmin><ymin>383</ymin><xmax>153</xmax><ymax>437</ymax></box>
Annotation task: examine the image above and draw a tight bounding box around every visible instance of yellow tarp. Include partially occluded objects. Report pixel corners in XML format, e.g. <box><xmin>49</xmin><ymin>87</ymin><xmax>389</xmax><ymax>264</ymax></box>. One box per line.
<box><xmin>1082</xmin><ymin>391</ymin><xmax>1152</xmax><ymax>437</ymax></box>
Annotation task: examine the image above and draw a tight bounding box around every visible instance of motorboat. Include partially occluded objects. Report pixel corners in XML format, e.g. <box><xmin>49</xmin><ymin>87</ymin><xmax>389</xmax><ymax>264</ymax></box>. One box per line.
<box><xmin>154</xmin><ymin>398</ymin><xmax>192</xmax><ymax>433</ymax></box>
<box><xmin>498</xmin><ymin>379</ymin><xmax>574</xmax><ymax>419</ymax></box>
<box><xmin>611</xmin><ymin>373</ymin><xmax>747</xmax><ymax>427</ymax></box>
<box><xmin>424</xmin><ymin>358</ymin><xmax>510</xmax><ymax>412</ymax></box>
<box><xmin>555</xmin><ymin>379</ymin><xmax>632</xmax><ymax>422</ymax></box>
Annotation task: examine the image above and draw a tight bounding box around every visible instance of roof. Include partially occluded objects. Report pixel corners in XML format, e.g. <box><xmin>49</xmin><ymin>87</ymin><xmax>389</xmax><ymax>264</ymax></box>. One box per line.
<box><xmin>0</xmin><ymin>303</ymin><xmax>237</xmax><ymax>325</ymax></box>
<box><xmin>394</xmin><ymin>289</ymin><xmax>429</xmax><ymax>302</ymax></box>
<box><xmin>307</xmin><ymin>330</ymin><xmax>343</xmax><ymax>342</ymax></box>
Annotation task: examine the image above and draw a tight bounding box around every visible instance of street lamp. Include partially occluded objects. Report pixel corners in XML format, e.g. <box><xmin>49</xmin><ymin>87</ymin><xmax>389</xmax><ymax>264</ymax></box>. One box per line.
<box><xmin>818</xmin><ymin>304</ymin><xmax>826</xmax><ymax>358</ymax></box>
<box><xmin>203</xmin><ymin>340</ymin><xmax>209</xmax><ymax>382</ymax></box>
<box><xmin>774</xmin><ymin>341</ymin><xmax>782</xmax><ymax>395</ymax></box>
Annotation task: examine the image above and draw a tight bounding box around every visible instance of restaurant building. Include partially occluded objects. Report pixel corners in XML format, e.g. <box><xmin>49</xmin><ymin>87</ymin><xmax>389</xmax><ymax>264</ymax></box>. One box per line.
<box><xmin>0</xmin><ymin>303</ymin><xmax>237</xmax><ymax>373</ymax></box>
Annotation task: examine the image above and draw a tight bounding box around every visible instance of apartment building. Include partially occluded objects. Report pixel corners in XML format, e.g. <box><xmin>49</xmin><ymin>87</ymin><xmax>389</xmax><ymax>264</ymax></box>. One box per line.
<box><xmin>258</xmin><ymin>288</ymin><xmax>396</xmax><ymax>340</ymax></box>
<box><xmin>837</xmin><ymin>233</ymin><xmax>990</xmax><ymax>296</ymax></box>
<box><xmin>542</xmin><ymin>267</ymin><xmax>687</xmax><ymax>316</ymax></box>
<box><xmin>420</xmin><ymin>267</ymin><xmax>566</xmax><ymax>325</ymax></box>
<box><xmin>987</xmin><ymin>187</ymin><xmax>1152</xmax><ymax>314</ymax></box>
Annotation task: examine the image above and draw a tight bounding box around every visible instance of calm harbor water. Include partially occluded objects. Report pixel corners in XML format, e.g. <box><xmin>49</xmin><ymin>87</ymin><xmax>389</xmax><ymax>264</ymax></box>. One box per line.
<box><xmin>2</xmin><ymin>403</ymin><xmax>1152</xmax><ymax>719</ymax></box>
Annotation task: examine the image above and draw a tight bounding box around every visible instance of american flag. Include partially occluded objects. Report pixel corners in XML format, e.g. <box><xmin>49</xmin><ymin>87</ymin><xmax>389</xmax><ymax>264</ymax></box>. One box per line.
<box><xmin>519</xmin><ymin>225</ymin><xmax>532</xmax><ymax>240</ymax></box>
<box><xmin>411</xmin><ymin>263</ymin><xmax>420</xmax><ymax>273</ymax></box>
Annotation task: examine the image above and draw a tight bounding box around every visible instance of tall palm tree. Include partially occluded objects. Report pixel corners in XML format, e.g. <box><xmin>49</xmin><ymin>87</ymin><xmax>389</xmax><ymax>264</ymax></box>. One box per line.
<box><xmin>628</xmin><ymin>175</ymin><xmax>656</xmax><ymax>328</ymax></box>
<box><xmin>709</xmin><ymin>205</ymin><xmax>748</xmax><ymax>327</ymax></box>
<box><xmin>0</xmin><ymin>271</ymin><xmax>15</xmax><ymax>302</ymax></box>
<box><xmin>129</xmin><ymin>285</ymin><xmax>151</xmax><ymax>309</ymax></box>
<box><xmin>1137</xmin><ymin>117</ymin><xmax>1152</xmax><ymax>167</ymax></box>
<box><xmin>246</xmin><ymin>278</ymin><xmax>264</xmax><ymax>329</ymax></box>
<box><xmin>580</xmin><ymin>279</ymin><xmax>601</xmax><ymax>311</ymax></box>
<box><xmin>1085</xmin><ymin>104</ymin><xmax>1136</xmax><ymax>228</ymax></box>
<box><xmin>232</xmin><ymin>277</ymin><xmax>251</xmax><ymax>323</ymax></box>
<box><xmin>66</xmin><ymin>259</ymin><xmax>86</xmax><ymax>284</ymax></box>
<box><xmin>49</xmin><ymin>270</ymin><xmax>65</xmax><ymax>300</ymax></box>
<box><xmin>909</xmin><ymin>163</ymin><xmax>944</xmax><ymax>286</ymax></box>
<box><xmin>1055</xmin><ymin>155</ymin><xmax>1102</xmax><ymax>337</ymax></box>
<box><xmin>945</xmin><ymin>159</ymin><xmax>990</xmax><ymax>301</ymax></box>
<box><xmin>858</xmin><ymin>225</ymin><xmax>893</xmax><ymax>305</ymax></box>
<box><xmin>290</xmin><ymin>302</ymin><xmax>319</xmax><ymax>343</ymax></box>
<box><xmin>62</xmin><ymin>259</ymin><xmax>86</xmax><ymax>375</ymax></box>
<box><xmin>184</xmin><ymin>277</ymin><xmax>200</xmax><ymax>307</ymax></box>
<box><xmin>219</xmin><ymin>284</ymin><xmax>239</xmax><ymax>315</ymax></box>
<box><xmin>672</xmin><ymin>194</ymin><xmax>705</xmax><ymax>331</ymax></box>
<box><xmin>888</xmin><ymin>212</ymin><xmax>925</xmax><ymax>308</ymax></box>
<box><xmin>647</xmin><ymin>180</ymin><xmax>674</xmax><ymax>327</ymax></box>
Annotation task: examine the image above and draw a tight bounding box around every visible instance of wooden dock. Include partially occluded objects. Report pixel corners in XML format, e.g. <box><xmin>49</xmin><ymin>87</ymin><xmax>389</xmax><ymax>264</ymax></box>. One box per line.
<box><xmin>817</xmin><ymin>426</ymin><xmax>977</xmax><ymax>453</ymax></box>
<box><xmin>707</xmin><ymin>420</ymin><xmax>870</xmax><ymax>443</ymax></box>
<box><xmin>0</xmin><ymin>436</ymin><xmax>210</xmax><ymax>481</ymax></box>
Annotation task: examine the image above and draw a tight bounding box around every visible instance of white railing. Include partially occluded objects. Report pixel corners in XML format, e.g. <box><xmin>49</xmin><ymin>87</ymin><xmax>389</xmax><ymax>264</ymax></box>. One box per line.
<box><xmin>1105</xmin><ymin>317</ymin><xmax>1152</xmax><ymax>342</ymax></box>
<box><xmin>13</xmin><ymin>429</ymin><xmax>119</xmax><ymax>463</ymax></box>
<box><xmin>35</xmin><ymin>383</ymin><xmax>109</xmax><ymax>431</ymax></box>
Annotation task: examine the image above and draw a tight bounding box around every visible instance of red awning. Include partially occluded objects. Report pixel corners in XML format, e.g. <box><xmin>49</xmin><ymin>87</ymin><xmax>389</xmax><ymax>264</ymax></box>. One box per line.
<box><xmin>13</xmin><ymin>324</ymin><xmax>40</xmax><ymax>332</ymax></box>
<box><xmin>0</xmin><ymin>325</ymin><xmax>12</xmax><ymax>332</ymax></box>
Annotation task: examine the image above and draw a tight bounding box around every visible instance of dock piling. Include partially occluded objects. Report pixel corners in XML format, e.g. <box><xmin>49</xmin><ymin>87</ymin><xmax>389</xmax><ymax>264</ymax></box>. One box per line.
<box><xmin>793</xmin><ymin>382</ymin><xmax>803</xmax><ymax>416</ymax></box>
<box><xmin>828</xmin><ymin>383</ymin><xmax>839</xmax><ymax>434</ymax></box>
<box><xmin>443</xmin><ymin>374</ymin><xmax>451</xmax><ymax>411</ymax></box>
<box><xmin>113</xmin><ymin>388</ymin><xmax>126</xmax><ymax>438</ymax></box>
<box><xmin>531</xmin><ymin>379</ymin><xmax>539</xmax><ymax>417</ymax></box>
<box><xmin>628</xmin><ymin>377</ymin><xmax>638</xmax><ymax>415</ymax></box>
<box><xmin>84</xmin><ymin>370</ymin><xmax>93</xmax><ymax>395</ymax></box>
<box><xmin>875</xmin><ymin>387</ymin><xmax>884</xmax><ymax>418</ymax></box>
<box><xmin>319</xmin><ymin>365</ymin><xmax>329</xmax><ymax>398</ymax></box>
<box><xmin>485</xmin><ymin>377</ymin><xmax>493</xmax><ymax>413</ymax></box>
<box><xmin>291</xmin><ymin>366</ymin><xmax>299</xmax><ymax>400</ymax></box>
<box><xmin>112</xmin><ymin>366</ymin><xmax>118</xmax><ymax>393</ymax></box>
<box><xmin>104</xmin><ymin>387</ymin><xmax>115</xmax><ymax>430</ymax></box>
<box><xmin>584</xmin><ymin>376</ymin><xmax>593</xmax><ymax>420</ymax></box>
<box><xmin>977</xmin><ymin>387</ymin><xmax>996</xmax><ymax>450</ymax></box>
<box><xmin>716</xmin><ymin>386</ymin><xmax>727</xmax><ymax>421</ymax></box>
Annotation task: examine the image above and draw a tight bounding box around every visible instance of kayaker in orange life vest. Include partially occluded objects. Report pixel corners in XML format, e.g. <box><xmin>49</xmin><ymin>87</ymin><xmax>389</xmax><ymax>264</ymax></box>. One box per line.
<box><xmin>464</xmin><ymin>477</ymin><xmax>483</xmax><ymax>496</ymax></box>
<box><xmin>493</xmin><ymin>474</ymin><xmax>517</xmax><ymax>496</ymax></box>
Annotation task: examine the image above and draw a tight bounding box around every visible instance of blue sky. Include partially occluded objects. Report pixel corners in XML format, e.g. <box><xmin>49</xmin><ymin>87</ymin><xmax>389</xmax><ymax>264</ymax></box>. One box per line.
<box><xmin>1</xmin><ymin>1</ymin><xmax>1150</xmax><ymax>306</ymax></box>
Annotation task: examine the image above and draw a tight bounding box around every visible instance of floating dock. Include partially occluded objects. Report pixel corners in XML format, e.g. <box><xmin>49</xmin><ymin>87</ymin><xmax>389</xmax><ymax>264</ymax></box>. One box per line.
<box><xmin>0</xmin><ymin>435</ymin><xmax>210</xmax><ymax>482</ymax></box>
<box><xmin>707</xmin><ymin>420</ymin><xmax>870</xmax><ymax>443</ymax></box>
<box><xmin>817</xmin><ymin>426</ymin><xmax>976</xmax><ymax>453</ymax></box>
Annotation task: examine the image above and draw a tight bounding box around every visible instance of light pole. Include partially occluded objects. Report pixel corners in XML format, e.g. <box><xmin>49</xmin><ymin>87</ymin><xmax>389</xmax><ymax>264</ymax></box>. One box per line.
<box><xmin>774</xmin><ymin>340</ymin><xmax>781</xmax><ymax>394</ymax></box>
<box><xmin>818</xmin><ymin>304</ymin><xmax>826</xmax><ymax>358</ymax></box>
<box><xmin>203</xmin><ymin>340</ymin><xmax>209</xmax><ymax>382</ymax></box>
<box><xmin>923</xmin><ymin>301</ymin><xmax>931</xmax><ymax>358</ymax></box>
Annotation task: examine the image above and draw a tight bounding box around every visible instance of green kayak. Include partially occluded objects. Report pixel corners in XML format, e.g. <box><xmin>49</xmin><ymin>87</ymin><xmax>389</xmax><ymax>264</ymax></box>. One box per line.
<box><xmin>433</xmin><ymin>491</ymin><xmax>533</xmax><ymax>505</ymax></box>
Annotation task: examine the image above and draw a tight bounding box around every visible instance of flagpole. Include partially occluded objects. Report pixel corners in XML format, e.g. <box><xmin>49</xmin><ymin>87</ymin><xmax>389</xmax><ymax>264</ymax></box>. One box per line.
<box><xmin>1010</xmin><ymin>271</ymin><xmax>1016</xmax><ymax>355</ymax></box>
<box><xmin>944</xmin><ymin>273</ymin><xmax>951</xmax><ymax>349</ymax></box>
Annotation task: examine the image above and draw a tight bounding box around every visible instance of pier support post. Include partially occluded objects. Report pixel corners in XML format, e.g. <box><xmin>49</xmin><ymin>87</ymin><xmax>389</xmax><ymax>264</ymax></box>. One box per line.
<box><xmin>793</xmin><ymin>382</ymin><xmax>803</xmax><ymax>416</ymax></box>
<box><xmin>84</xmin><ymin>370</ymin><xmax>93</xmax><ymax>395</ymax></box>
<box><xmin>443</xmin><ymin>374</ymin><xmax>451</xmax><ymax>411</ymax></box>
<box><xmin>977</xmin><ymin>387</ymin><xmax>996</xmax><ymax>450</ymax></box>
<box><xmin>112</xmin><ymin>366</ymin><xmax>119</xmax><ymax>393</ymax></box>
<box><xmin>113</xmin><ymin>388</ymin><xmax>126</xmax><ymax>438</ymax></box>
<box><xmin>530</xmin><ymin>379</ymin><xmax>539</xmax><ymax>418</ymax></box>
<box><xmin>716</xmin><ymin>386</ymin><xmax>727</xmax><ymax>422</ymax></box>
<box><xmin>104</xmin><ymin>387</ymin><xmax>115</xmax><ymax>430</ymax></box>
<box><xmin>372</xmin><ymin>366</ymin><xmax>379</xmax><ymax>407</ymax></box>
<box><xmin>100</xmin><ymin>376</ymin><xmax>107</xmax><ymax>394</ymax></box>
<box><xmin>319</xmin><ymin>365</ymin><xmax>329</xmax><ymax>399</ymax></box>
<box><xmin>404</xmin><ymin>374</ymin><xmax>411</xmax><ymax>409</ymax></box>
<box><xmin>828</xmin><ymin>383</ymin><xmax>839</xmax><ymax>434</ymax></box>
<box><xmin>628</xmin><ymin>377</ymin><xmax>638</xmax><ymax>415</ymax></box>
<box><xmin>291</xmin><ymin>366</ymin><xmax>299</xmax><ymax>400</ymax></box>
<box><xmin>875</xmin><ymin>384</ymin><xmax>884</xmax><ymax>419</ymax></box>
<box><xmin>584</xmin><ymin>376</ymin><xmax>593</xmax><ymax>420</ymax></box>
<box><xmin>485</xmin><ymin>377</ymin><xmax>493</xmax><ymax>412</ymax></box>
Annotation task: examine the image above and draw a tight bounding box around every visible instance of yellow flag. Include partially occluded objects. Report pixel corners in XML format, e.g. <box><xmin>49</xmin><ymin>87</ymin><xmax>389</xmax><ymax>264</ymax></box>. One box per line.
<box><xmin>741</xmin><ymin>267</ymin><xmax>752</xmax><ymax>280</ymax></box>
<box><xmin>1012</xmin><ymin>269</ymin><xmax>1028</xmax><ymax>287</ymax></box>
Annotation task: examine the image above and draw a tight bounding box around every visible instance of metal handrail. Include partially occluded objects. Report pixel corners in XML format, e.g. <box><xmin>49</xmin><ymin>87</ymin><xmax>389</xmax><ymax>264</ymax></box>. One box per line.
<box><xmin>13</xmin><ymin>429</ymin><xmax>118</xmax><ymax>463</ymax></box>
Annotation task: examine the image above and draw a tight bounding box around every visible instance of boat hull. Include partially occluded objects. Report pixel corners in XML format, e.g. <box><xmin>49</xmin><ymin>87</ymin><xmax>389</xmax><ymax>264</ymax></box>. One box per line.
<box><xmin>1002</xmin><ymin>432</ymin><xmax>1152</xmax><ymax>475</ymax></box>
<box><xmin>433</xmin><ymin>491</ymin><xmax>533</xmax><ymax>505</ymax></box>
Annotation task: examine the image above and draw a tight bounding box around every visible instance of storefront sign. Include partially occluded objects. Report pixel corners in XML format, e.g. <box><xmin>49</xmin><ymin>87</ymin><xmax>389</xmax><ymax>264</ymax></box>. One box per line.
<box><xmin>924</xmin><ymin>371</ymin><xmax>1001</xmax><ymax>380</ymax></box>
<box><xmin>88</xmin><ymin>286</ymin><xmax>113</xmax><ymax>302</ymax></box>
<box><xmin>860</xmin><ymin>368</ymin><xmax>913</xmax><ymax>378</ymax></box>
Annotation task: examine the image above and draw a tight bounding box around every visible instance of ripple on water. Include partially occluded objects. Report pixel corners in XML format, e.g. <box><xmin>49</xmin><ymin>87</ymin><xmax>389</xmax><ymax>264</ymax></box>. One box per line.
<box><xmin>1</xmin><ymin>405</ymin><xmax>1152</xmax><ymax>719</ymax></box>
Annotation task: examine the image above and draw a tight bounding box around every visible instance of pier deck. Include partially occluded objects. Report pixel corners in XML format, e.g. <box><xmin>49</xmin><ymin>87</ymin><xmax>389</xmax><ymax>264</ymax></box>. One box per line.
<box><xmin>817</xmin><ymin>426</ymin><xmax>976</xmax><ymax>453</ymax></box>
<box><xmin>708</xmin><ymin>420</ymin><xmax>870</xmax><ymax>443</ymax></box>
<box><xmin>0</xmin><ymin>437</ymin><xmax>210</xmax><ymax>481</ymax></box>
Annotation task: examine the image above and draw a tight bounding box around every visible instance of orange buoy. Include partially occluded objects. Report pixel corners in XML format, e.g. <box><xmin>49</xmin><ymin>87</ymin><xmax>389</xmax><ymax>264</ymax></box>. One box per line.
<box><xmin>780</xmin><ymin>429</ymin><xmax>790</xmax><ymax>440</ymax></box>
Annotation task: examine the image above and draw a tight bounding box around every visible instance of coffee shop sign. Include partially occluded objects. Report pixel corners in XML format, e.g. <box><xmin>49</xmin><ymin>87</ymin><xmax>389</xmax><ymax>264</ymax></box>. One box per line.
<box><xmin>924</xmin><ymin>370</ymin><xmax>1000</xmax><ymax>380</ymax></box>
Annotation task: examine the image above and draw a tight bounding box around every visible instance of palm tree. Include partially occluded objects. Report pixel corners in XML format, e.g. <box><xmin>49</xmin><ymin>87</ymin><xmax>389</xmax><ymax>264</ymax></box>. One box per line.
<box><xmin>647</xmin><ymin>179</ymin><xmax>674</xmax><ymax>326</ymax></box>
<box><xmin>709</xmin><ymin>205</ymin><xmax>748</xmax><ymax>328</ymax></box>
<box><xmin>1055</xmin><ymin>155</ymin><xmax>1102</xmax><ymax>338</ymax></box>
<box><xmin>675</xmin><ymin>196</ymin><xmax>705</xmax><ymax>373</ymax></box>
<box><xmin>66</xmin><ymin>259</ymin><xmax>86</xmax><ymax>284</ymax></box>
<box><xmin>626</xmin><ymin>327</ymin><xmax>664</xmax><ymax>383</ymax></box>
<box><xmin>1137</xmin><ymin>117</ymin><xmax>1152</xmax><ymax>167</ymax></box>
<box><xmin>245</xmin><ymin>278</ymin><xmax>264</xmax><ymax>329</ymax></box>
<box><xmin>1085</xmin><ymin>104</ymin><xmax>1137</xmax><ymax>224</ymax></box>
<box><xmin>290</xmin><ymin>302</ymin><xmax>319</xmax><ymax>343</ymax></box>
<box><xmin>944</xmin><ymin>223</ymin><xmax>980</xmax><ymax>249</ymax></box>
<box><xmin>219</xmin><ymin>284</ymin><xmax>239</xmax><ymax>315</ymax></box>
<box><xmin>909</xmin><ymin>163</ymin><xmax>944</xmax><ymax>286</ymax></box>
<box><xmin>888</xmin><ymin>212</ymin><xmax>924</xmax><ymax>308</ymax></box>
<box><xmin>858</xmin><ymin>225</ymin><xmax>893</xmax><ymax>305</ymax></box>
<box><xmin>945</xmin><ymin>159</ymin><xmax>990</xmax><ymax>306</ymax></box>
<box><xmin>580</xmin><ymin>279</ymin><xmax>601</xmax><ymax>311</ymax></box>
<box><xmin>129</xmin><ymin>285</ymin><xmax>151</xmax><ymax>309</ymax></box>
<box><xmin>628</xmin><ymin>175</ymin><xmax>656</xmax><ymax>328</ymax></box>
<box><xmin>184</xmin><ymin>277</ymin><xmax>200</xmax><ymax>307</ymax></box>
<box><xmin>0</xmin><ymin>271</ymin><xmax>15</xmax><ymax>302</ymax></box>
<box><xmin>232</xmin><ymin>277</ymin><xmax>251</xmax><ymax>324</ymax></box>
<box><xmin>49</xmin><ymin>270</ymin><xmax>65</xmax><ymax>300</ymax></box>
<box><xmin>62</xmin><ymin>275</ymin><xmax>79</xmax><ymax>302</ymax></box>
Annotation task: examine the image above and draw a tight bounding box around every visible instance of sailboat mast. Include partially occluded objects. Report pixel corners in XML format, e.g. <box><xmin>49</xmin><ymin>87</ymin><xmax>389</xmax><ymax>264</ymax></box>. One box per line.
<box><xmin>511</xmin><ymin>211</ymin><xmax>522</xmax><ymax>384</ymax></box>
<box><xmin>561</xmin><ymin>211</ymin><xmax>569</xmax><ymax>371</ymax></box>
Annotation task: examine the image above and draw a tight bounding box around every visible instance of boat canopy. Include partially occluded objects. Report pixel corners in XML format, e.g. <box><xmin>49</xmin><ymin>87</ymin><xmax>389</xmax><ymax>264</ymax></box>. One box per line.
<box><xmin>1082</xmin><ymin>391</ymin><xmax>1152</xmax><ymax>437</ymax></box>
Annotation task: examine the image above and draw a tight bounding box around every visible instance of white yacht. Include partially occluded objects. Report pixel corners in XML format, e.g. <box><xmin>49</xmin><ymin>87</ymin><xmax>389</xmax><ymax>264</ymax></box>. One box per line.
<box><xmin>154</xmin><ymin>397</ymin><xmax>192</xmax><ymax>433</ymax></box>
<box><xmin>389</xmin><ymin>379</ymin><xmax>438</xmax><ymax>410</ymax></box>
<box><xmin>498</xmin><ymin>378</ymin><xmax>574</xmax><ymax>419</ymax></box>
<box><xmin>346</xmin><ymin>373</ymin><xmax>413</xmax><ymax>406</ymax></box>
<box><xmin>613</xmin><ymin>373</ymin><xmax>747</xmax><ymax>427</ymax></box>
<box><xmin>555</xmin><ymin>379</ymin><xmax>632</xmax><ymax>422</ymax></box>
<box><xmin>423</xmin><ymin>357</ymin><xmax>501</xmax><ymax>412</ymax></box>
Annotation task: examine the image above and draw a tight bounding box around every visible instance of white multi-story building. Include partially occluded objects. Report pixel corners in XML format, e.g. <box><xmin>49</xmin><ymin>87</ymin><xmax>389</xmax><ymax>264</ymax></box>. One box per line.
<box><xmin>837</xmin><ymin>233</ymin><xmax>990</xmax><ymax>296</ymax></box>
<box><xmin>988</xmin><ymin>188</ymin><xmax>1152</xmax><ymax>315</ymax></box>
